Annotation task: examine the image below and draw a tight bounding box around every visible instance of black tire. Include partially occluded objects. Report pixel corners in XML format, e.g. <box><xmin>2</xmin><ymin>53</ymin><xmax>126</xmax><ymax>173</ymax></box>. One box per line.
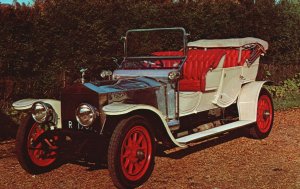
<box><xmin>16</xmin><ymin>116</ymin><xmax>59</xmax><ymax>174</ymax></box>
<box><xmin>248</xmin><ymin>88</ymin><xmax>274</xmax><ymax>139</ymax></box>
<box><xmin>108</xmin><ymin>115</ymin><xmax>156</xmax><ymax>189</ymax></box>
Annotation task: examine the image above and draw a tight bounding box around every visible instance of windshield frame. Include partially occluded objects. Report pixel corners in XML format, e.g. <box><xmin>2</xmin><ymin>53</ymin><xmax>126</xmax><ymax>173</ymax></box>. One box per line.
<box><xmin>122</xmin><ymin>27</ymin><xmax>188</xmax><ymax>68</ymax></box>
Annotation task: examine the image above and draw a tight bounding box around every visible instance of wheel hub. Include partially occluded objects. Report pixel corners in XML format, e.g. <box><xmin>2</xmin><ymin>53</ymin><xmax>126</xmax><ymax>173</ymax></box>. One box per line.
<box><xmin>257</xmin><ymin>94</ymin><xmax>273</xmax><ymax>133</ymax></box>
<box><xmin>136</xmin><ymin>150</ymin><xmax>145</xmax><ymax>161</ymax></box>
<box><xmin>263</xmin><ymin>110</ymin><xmax>270</xmax><ymax>120</ymax></box>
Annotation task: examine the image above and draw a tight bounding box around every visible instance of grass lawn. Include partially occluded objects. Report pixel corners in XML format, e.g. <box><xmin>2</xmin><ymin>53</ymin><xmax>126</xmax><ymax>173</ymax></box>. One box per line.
<box><xmin>273</xmin><ymin>92</ymin><xmax>300</xmax><ymax>110</ymax></box>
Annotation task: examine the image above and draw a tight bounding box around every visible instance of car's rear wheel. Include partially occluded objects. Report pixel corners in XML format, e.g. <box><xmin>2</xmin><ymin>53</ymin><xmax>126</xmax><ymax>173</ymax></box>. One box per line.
<box><xmin>16</xmin><ymin>116</ymin><xmax>59</xmax><ymax>174</ymax></box>
<box><xmin>108</xmin><ymin>115</ymin><xmax>155</xmax><ymax>189</ymax></box>
<box><xmin>248</xmin><ymin>89</ymin><xmax>274</xmax><ymax>139</ymax></box>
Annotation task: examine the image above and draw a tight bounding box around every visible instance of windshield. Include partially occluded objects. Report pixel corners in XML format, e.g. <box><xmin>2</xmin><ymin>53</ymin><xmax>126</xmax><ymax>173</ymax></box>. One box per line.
<box><xmin>121</xmin><ymin>28</ymin><xmax>187</xmax><ymax>69</ymax></box>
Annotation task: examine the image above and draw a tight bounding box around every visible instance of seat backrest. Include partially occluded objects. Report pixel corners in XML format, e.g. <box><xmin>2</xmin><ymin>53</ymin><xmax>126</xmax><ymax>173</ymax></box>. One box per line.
<box><xmin>223</xmin><ymin>49</ymin><xmax>252</xmax><ymax>68</ymax></box>
<box><xmin>180</xmin><ymin>49</ymin><xmax>225</xmax><ymax>91</ymax></box>
<box><xmin>223</xmin><ymin>49</ymin><xmax>239</xmax><ymax>68</ymax></box>
<box><xmin>238</xmin><ymin>49</ymin><xmax>251</xmax><ymax>66</ymax></box>
<box><xmin>182</xmin><ymin>49</ymin><xmax>204</xmax><ymax>80</ymax></box>
<box><xmin>152</xmin><ymin>51</ymin><xmax>183</xmax><ymax>68</ymax></box>
<box><xmin>182</xmin><ymin>49</ymin><xmax>225</xmax><ymax>80</ymax></box>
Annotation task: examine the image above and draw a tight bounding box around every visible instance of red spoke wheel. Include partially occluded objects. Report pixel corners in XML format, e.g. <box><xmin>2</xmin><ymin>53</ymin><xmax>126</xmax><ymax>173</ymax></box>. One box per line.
<box><xmin>121</xmin><ymin>126</ymin><xmax>152</xmax><ymax>181</ymax></box>
<box><xmin>248</xmin><ymin>88</ymin><xmax>274</xmax><ymax>139</ymax></box>
<box><xmin>16</xmin><ymin>116</ymin><xmax>59</xmax><ymax>174</ymax></box>
<box><xmin>27</xmin><ymin>123</ymin><xmax>57</xmax><ymax>167</ymax></box>
<box><xmin>108</xmin><ymin>115</ymin><xmax>155</xmax><ymax>189</ymax></box>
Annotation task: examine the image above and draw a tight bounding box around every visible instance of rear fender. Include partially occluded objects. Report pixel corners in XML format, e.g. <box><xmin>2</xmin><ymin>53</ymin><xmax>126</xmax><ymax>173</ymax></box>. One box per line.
<box><xmin>237</xmin><ymin>81</ymin><xmax>272</xmax><ymax>121</ymax></box>
<box><xmin>103</xmin><ymin>103</ymin><xmax>186</xmax><ymax>148</ymax></box>
<box><xmin>13</xmin><ymin>99</ymin><xmax>62</xmax><ymax>129</ymax></box>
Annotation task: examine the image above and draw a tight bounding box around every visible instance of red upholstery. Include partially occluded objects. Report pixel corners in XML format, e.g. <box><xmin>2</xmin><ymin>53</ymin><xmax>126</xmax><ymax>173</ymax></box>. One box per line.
<box><xmin>223</xmin><ymin>49</ymin><xmax>239</xmax><ymax>68</ymax></box>
<box><xmin>179</xmin><ymin>49</ymin><xmax>226</xmax><ymax>92</ymax></box>
<box><xmin>154</xmin><ymin>49</ymin><xmax>250</xmax><ymax>91</ymax></box>
<box><xmin>152</xmin><ymin>51</ymin><xmax>183</xmax><ymax>68</ymax></box>
<box><xmin>238</xmin><ymin>50</ymin><xmax>251</xmax><ymax>66</ymax></box>
<box><xmin>223</xmin><ymin>49</ymin><xmax>252</xmax><ymax>67</ymax></box>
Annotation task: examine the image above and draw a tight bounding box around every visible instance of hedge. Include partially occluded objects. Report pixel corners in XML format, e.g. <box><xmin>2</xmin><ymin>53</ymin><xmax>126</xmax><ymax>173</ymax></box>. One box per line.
<box><xmin>0</xmin><ymin>0</ymin><xmax>299</xmax><ymax>99</ymax></box>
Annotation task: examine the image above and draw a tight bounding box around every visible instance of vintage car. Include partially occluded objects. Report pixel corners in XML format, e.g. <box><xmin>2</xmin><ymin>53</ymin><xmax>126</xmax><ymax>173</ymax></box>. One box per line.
<box><xmin>13</xmin><ymin>28</ymin><xmax>273</xmax><ymax>189</ymax></box>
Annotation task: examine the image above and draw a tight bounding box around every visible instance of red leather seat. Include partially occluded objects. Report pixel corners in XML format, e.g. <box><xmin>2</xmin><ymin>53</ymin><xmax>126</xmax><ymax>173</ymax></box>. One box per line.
<box><xmin>152</xmin><ymin>51</ymin><xmax>183</xmax><ymax>68</ymax></box>
<box><xmin>179</xmin><ymin>49</ymin><xmax>226</xmax><ymax>92</ymax></box>
<box><xmin>238</xmin><ymin>50</ymin><xmax>251</xmax><ymax>66</ymax></box>
<box><xmin>223</xmin><ymin>49</ymin><xmax>239</xmax><ymax>68</ymax></box>
<box><xmin>223</xmin><ymin>49</ymin><xmax>252</xmax><ymax>67</ymax></box>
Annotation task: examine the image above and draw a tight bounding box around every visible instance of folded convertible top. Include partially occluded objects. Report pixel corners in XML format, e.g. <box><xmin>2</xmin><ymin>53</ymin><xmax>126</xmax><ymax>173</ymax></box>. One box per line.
<box><xmin>188</xmin><ymin>37</ymin><xmax>268</xmax><ymax>50</ymax></box>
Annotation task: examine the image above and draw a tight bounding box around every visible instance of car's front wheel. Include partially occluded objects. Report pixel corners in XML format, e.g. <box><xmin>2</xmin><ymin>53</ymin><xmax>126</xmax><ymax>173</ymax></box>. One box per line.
<box><xmin>108</xmin><ymin>115</ymin><xmax>155</xmax><ymax>189</ymax></box>
<box><xmin>16</xmin><ymin>116</ymin><xmax>59</xmax><ymax>174</ymax></box>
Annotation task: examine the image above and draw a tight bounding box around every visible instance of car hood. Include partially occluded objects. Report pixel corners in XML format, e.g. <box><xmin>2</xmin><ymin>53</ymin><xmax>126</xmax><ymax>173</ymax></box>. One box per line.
<box><xmin>84</xmin><ymin>77</ymin><xmax>163</xmax><ymax>94</ymax></box>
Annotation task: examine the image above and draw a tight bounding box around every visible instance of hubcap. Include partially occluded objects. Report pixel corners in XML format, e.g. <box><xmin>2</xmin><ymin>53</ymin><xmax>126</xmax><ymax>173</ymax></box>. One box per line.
<box><xmin>120</xmin><ymin>126</ymin><xmax>152</xmax><ymax>181</ymax></box>
<box><xmin>257</xmin><ymin>95</ymin><xmax>273</xmax><ymax>133</ymax></box>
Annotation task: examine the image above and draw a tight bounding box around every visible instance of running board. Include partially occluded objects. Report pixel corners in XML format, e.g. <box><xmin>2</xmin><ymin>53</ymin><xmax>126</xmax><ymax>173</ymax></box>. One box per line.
<box><xmin>176</xmin><ymin>120</ymin><xmax>254</xmax><ymax>144</ymax></box>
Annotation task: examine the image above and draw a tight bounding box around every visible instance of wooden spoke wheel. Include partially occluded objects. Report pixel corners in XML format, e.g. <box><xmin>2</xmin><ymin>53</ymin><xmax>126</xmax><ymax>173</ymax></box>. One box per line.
<box><xmin>16</xmin><ymin>116</ymin><xmax>59</xmax><ymax>174</ymax></box>
<box><xmin>108</xmin><ymin>115</ymin><xmax>155</xmax><ymax>189</ymax></box>
<box><xmin>248</xmin><ymin>89</ymin><xmax>274</xmax><ymax>139</ymax></box>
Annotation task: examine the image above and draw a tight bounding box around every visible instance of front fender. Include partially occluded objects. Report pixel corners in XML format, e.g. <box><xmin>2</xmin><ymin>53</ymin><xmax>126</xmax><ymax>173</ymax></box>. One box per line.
<box><xmin>13</xmin><ymin>99</ymin><xmax>62</xmax><ymax>129</ymax></box>
<box><xmin>103</xmin><ymin>103</ymin><xmax>185</xmax><ymax>148</ymax></box>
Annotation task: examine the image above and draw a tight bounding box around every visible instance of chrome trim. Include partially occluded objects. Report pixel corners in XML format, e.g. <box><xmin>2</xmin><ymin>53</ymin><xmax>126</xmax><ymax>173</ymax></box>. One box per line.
<box><xmin>164</xmin><ymin>84</ymin><xmax>169</xmax><ymax>119</ymax></box>
<box><xmin>84</xmin><ymin>77</ymin><xmax>162</xmax><ymax>94</ymax></box>
<box><xmin>75</xmin><ymin>103</ymin><xmax>99</xmax><ymax>127</ymax></box>
<box><xmin>99</xmin><ymin>108</ymin><xmax>107</xmax><ymax>134</ymax></box>
<box><xmin>114</xmin><ymin>69</ymin><xmax>176</xmax><ymax>79</ymax></box>
<box><xmin>31</xmin><ymin>102</ymin><xmax>53</xmax><ymax>124</ymax></box>
<box><xmin>80</xmin><ymin>68</ymin><xmax>88</xmax><ymax>84</ymax></box>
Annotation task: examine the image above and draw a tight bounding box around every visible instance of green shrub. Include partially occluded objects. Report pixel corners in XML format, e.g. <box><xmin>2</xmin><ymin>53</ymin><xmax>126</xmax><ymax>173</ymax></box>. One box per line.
<box><xmin>0</xmin><ymin>0</ymin><xmax>299</xmax><ymax>99</ymax></box>
<box><xmin>266</xmin><ymin>73</ymin><xmax>300</xmax><ymax>98</ymax></box>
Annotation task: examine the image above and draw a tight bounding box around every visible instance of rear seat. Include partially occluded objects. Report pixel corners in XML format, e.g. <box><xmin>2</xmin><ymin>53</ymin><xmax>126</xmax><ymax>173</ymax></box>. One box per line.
<box><xmin>223</xmin><ymin>49</ymin><xmax>239</xmax><ymax>67</ymax></box>
<box><xmin>179</xmin><ymin>49</ymin><xmax>226</xmax><ymax>92</ymax></box>
<box><xmin>239</xmin><ymin>50</ymin><xmax>251</xmax><ymax>66</ymax></box>
<box><xmin>153</xmin><ymin>48</ymin><xmax>250</xmax><ymax>92</ymax></box>
<box><xmin>223</xmin><ymin>49</ymin><xmax>251</xmax><ymax>67</ymax></box>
